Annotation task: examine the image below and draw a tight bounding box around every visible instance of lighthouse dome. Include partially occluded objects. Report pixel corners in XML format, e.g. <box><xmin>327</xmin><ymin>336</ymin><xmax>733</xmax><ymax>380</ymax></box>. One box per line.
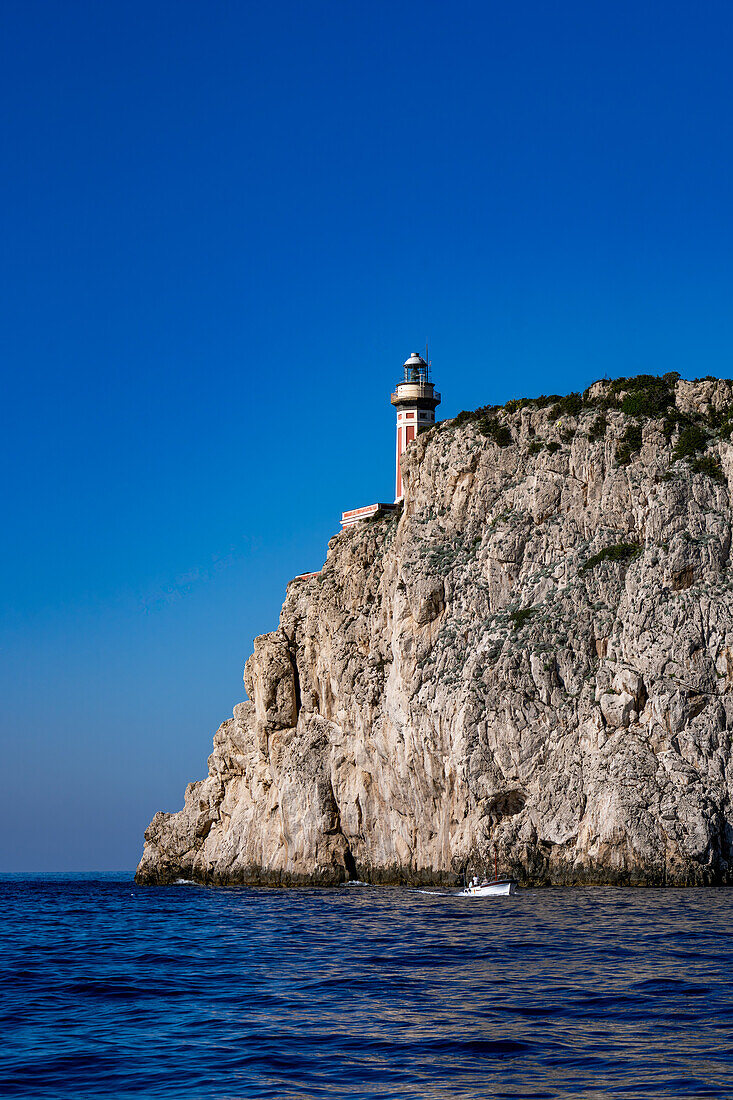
<box><xmin>404</xmin><ymin>351</ymin><xmax>426</xmax><ymax>368</ymax></box>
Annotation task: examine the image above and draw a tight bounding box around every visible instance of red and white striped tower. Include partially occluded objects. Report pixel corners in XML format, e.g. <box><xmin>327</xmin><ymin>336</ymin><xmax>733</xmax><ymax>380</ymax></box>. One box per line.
<box><xmin>391</xmin><ymin>352</ymin><xmax>441</xmax><ymax>501</ymax></box>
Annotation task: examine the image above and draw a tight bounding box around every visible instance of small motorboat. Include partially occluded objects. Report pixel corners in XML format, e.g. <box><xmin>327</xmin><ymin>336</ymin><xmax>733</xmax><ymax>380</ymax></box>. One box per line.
<box><xmin>459</xmin><ymin>876</ymin><xmax>516</xmax><ymax>897</ymax></box>
<box><xmin>459</xmin><ymin>851</ymin><xmax>517</xmax><ymax>896</ymax></box>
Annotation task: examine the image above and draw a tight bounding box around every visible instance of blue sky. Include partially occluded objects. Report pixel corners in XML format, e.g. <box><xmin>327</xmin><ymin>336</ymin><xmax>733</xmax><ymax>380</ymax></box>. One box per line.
<box><xmin>2</xmin><ymin>1</ymin><xmax>733</xmax><ymax>869</ymax></box>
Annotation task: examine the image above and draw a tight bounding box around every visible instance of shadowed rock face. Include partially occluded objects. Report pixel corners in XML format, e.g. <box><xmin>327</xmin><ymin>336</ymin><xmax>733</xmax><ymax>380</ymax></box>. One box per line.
<box><xmin>136</xmin><ymin>377</ymin><xmax>733</xmax><ymax>887</ymax></box>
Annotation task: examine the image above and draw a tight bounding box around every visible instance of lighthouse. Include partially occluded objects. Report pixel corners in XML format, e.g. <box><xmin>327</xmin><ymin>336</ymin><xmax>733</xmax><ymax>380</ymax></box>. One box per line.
<box><xmin>391</xmin><ymin>351</ymin><xmax>441</xmax><ymax>501</ymax></box>
<box><xmin>340</xmin><ymin>350</ymin><xmax>441</xmax><ymax>528</ymax></box>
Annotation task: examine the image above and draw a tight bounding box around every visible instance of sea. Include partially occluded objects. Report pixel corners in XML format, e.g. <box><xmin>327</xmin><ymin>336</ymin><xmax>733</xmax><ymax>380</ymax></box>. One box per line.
<box><xmin>1</xmin><ymin>875</ymin><xmax>731</xmax><ymax>1099</ymax></box>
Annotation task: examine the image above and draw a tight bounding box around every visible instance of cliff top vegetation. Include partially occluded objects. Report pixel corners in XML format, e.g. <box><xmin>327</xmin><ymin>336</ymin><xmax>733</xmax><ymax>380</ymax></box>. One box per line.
<box><xmin>446</xmin><ymin>372</ymin><xmax>733</xmax><ymax>480</ymax></box>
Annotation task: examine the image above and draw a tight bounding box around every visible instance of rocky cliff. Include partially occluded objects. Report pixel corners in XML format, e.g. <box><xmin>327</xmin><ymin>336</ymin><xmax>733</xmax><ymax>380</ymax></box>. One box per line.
<box><xmin>136</xmin><ymin>374</ymin><xmax>733</xmax><ymax>886</ymax></box>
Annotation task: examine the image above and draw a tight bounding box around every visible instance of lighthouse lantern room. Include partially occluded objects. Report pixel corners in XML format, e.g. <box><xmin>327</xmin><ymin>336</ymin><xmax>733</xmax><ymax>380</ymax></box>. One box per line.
<box><xmin>391</xmin><ymin>351</ymin><xmax>441</xmax><ymax>501</ymax></box>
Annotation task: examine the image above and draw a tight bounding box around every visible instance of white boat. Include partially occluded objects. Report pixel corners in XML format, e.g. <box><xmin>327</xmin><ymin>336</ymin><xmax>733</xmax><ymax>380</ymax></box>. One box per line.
<box><xmin>459</xmin><ymin>876</ymin><xmax>517</xmax><ymax>897</ymax></box>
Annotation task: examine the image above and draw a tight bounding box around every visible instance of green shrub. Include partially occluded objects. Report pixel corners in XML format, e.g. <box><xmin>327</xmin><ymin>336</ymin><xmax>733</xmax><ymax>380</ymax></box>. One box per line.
<box><xmin>595</xmin><ymin>373</ymin><xmax>677</xmax><ymax>420</ymax></box>
<box><xmin>620</xmin><ymin>384</ymin><xmax>672</xmax><ymax>418</ymax></box>
<box><xmin>589</xmin><ymin>414</ymin><xmax>608</xmax><ymax>441</ymax></box>
<box><xmin>528</xmin><ymin>440</ymin><xmax>543</xmax><ymax>455</ymax></box>
<box><xmin>546</xmin><ymin>441</ymin><xmax>561</xmax><ymax>454</ymax></box>
<box><xmin>663</xmin><ymin>409</ymin><xmax>686</xmax><ymax>442</ymax></box>
<box><xmin>453</xmin><ymin>408</ymin><xmax>511</xmax><ymax>446</ymax></box>
<box><xmin>548</xmin><ymin>392</ymin><xmax>583</xmax><ymax>421</ymax></box>
<box><xmin>529</xmin><ymin>394</ymin><xmax>561</xmax><ymax>409</ymax></box>
<box><xmin>705</xmin><ymin>402</ymin><xmax>731</xmax><ymax>429</ymax></box>
<box><xmin>479</xmin><ymin>418</ymin><xmax>512</xmax><ymax>446</ymax></box>
<box><xmin>581</xmin><ymin>543</ymin><xmax>641</xmax><ymax>572</ymax></box>
<box><xmin>706</xmin><ymin>403</ymin><xmax>733</xmax><ymax>441</ymax></box>
<box><xmin>588</xmin><ymin>392</ymin><xmax>616</xmax><ymax>411</ymax></box>
<box><xmin>611</xmin><ymin>373</ymin><xmax>669</xmax><ymax>396</ymax></box>
<box><xmin>616</xmin><ymin>423</ymin><xmax>643</xmax><ymax>465</ymax></box>
<box><xmin>672</xmin><ymin>424</ymin><xmax>708</xmax><ymax>461</ymax></box>
<box><xmin>503</xmin><ymin>398</ymin><xmax>526</xmax><ymax>414</ymax></box>
<box><xmin>690</xmin><ymin>453</ymin><xmax>726</xmax><ymax>483</ymax></box>
<box><xmin>510</xmin><ymin>607</ymin><xmax>536</xmax><ymax>630</ymax></box>
<box><xmin>504</xmin><ymin>394</ymin><xmax>560</xmax><ymax>413</ymax></box>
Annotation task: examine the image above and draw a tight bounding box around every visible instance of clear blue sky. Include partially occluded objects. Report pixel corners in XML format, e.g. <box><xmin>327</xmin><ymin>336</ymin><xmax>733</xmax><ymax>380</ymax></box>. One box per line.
<box><xmin>2</xmin><ymin>1</ymin><xmax>733</xmax><ymax>870</ymax></box>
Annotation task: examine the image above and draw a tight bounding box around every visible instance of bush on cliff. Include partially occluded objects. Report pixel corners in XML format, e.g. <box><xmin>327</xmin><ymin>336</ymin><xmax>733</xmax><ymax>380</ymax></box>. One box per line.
<box><xmin>617</xmin><ymin>376</ymin><xmax>676</xmax><ymax>417</ymax></box>
<box><xmin>504</xmin><ymin>395</ymin><xmax>560</xmax><ymax>413</ymax></box>
<box><xmin>690</xmin><ymin>453</ymin><xmax>726</xmax><ymax>483</ymax></box>
<box><xmin>453</xmin><ymin>409</ymin><xmax>512</xmax><ymax>446</ymax></box>
<box><xmin>479</xmin><ymin>418</ymin><xmax>512</xmax><ymax>446</ymax></box>
<box><xmin>672</xmin><ymin>424</ymin><xmax>708</xmax><ymax>461</ymax></box>
<box><xmin>581</xmin><ymin>543</ymin><xmax>641</xmax><ymax>572</ymax></box>
<box><xmin>616</xmin><ymin>423</ymin><xmax>643</xmax><ymax>465</ymax></box>
<box><xmin>548</xmin><ymin>392</ymin><xmax>583</xmax><ymax>421</ymax></box>
<box><xmin>510</xmin><ymin>607</ymin><xmax>536</xmax><ymax>630</ymax></box>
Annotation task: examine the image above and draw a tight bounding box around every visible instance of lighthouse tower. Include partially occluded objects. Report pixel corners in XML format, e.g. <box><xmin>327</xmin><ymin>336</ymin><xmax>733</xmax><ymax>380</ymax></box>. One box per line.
<box><xmin>339</xmin><ymin>350</ymin><xmax>441</xmax><ymax>528</ymax></box>
<box><xmin>391</xmin><ymin>351</ymin><xmax>441</xmax><ymax>501</ymax></box>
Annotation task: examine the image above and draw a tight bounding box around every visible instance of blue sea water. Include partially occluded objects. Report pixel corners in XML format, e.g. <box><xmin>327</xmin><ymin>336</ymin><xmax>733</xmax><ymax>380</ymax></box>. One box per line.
<box><xmin>1</xmin><ymin>876</ymin><xmax>732</xmax><ymax>1098</ymax></box>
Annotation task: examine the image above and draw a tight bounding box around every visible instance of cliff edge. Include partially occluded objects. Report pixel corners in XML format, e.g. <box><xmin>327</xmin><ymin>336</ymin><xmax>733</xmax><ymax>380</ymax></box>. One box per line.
<box><xmin>136</xmin><ymin>374</ymin><xmax>733</xmax><ymax>886</ymax></box>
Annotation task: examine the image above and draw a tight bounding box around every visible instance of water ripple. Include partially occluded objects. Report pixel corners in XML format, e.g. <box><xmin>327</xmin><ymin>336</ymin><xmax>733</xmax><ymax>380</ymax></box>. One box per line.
<box><xmin>0</xmin><ymin>876</ymin><xmax>732</xmax><ymax>1097</ymax></box>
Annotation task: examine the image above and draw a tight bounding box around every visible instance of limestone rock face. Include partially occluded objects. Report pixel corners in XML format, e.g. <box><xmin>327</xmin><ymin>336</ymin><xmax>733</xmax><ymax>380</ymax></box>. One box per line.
<box><xmin>136</xmin><ymin>377</ymin><xmax>733</xmax><ymax>886</ymax></box>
